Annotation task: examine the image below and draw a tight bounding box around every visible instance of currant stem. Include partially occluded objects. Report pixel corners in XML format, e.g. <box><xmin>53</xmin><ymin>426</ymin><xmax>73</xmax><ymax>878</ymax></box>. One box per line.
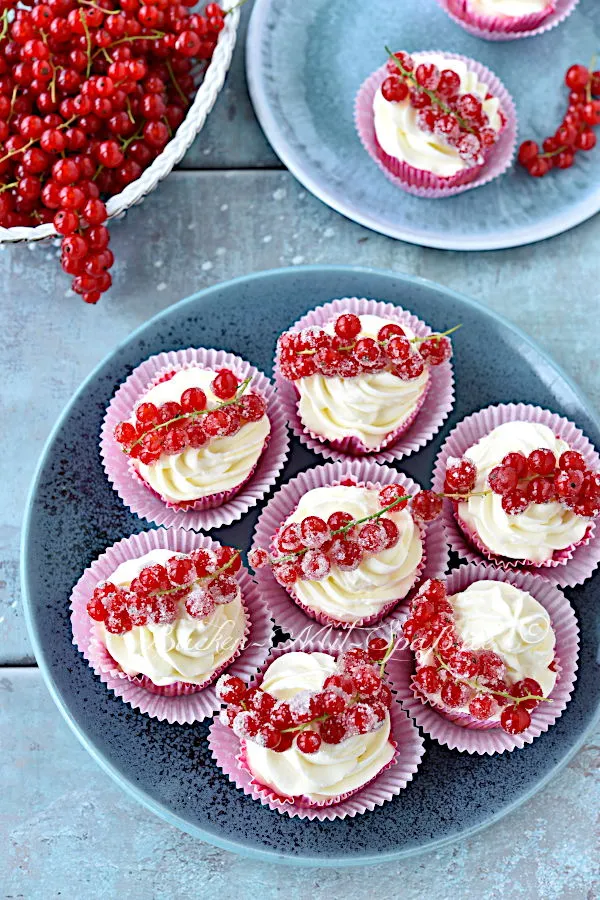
<box><xmin>0</xmin><ymin>11</ymin><xmax>9</xmax><ymax>43</ymax></box>
<box><xmin>81</xmin><ymin>0</ymin><xmax>120</xmax><ymax>13</ymax></box>
<box><xmin>439</xmin><ymin>489</ymin><xmax>491</xmax><ymax>500</ymax></box>
<box><xmin>166</xmin><ymin>59</ymin><xmax>189</xmax><ymax>106</ymax></box>
<box><xmin>225</xmin><ymin>0</ymin><xmax>251</xmax><ymax>14</ymax></box>
<box><xmin>79</xmin><ymin>9</ymin><xmax>92</xmax><ymax>79</ymax></box>
<box><xmin>149</xmin><ymin>549</ymin><xmax>241</xmax><ymax>600</ymax></box>
<box><xmin>384</xmin><ymin>46</ymin><xmax>475</xmax><ymax>134</ymax></box>
<box><xmin>295</xmin><ymin>324</ymin><xmax>461</xmax><ymax>358</ymax></box>
<box><xmin>127</xmin><ymin>376</ymin><xmax>252</xmax><ymax>451</ymax></box>
<box><xmin>432</xmin><ymin>650</ymin><xmax>551</xmax><ymax>706</ymax></box>
<box><xmin>378</xmin><ymin>635</ymin><xmax>397</xmax><ymax>676</ymax></box>
<box><xmin>266</xmin><ymin>494</ymin><xmax>412</xmax><ymax>567</ymax></box>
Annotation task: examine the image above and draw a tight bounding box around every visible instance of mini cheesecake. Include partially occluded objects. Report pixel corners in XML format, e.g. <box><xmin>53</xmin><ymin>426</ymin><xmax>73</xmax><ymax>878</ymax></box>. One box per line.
<box><xmin>218</xmin><ymin>646</ymin><xmax>397</xmax><ymax>806</ymax></box>
<box><xmin>87</xmin><ymin>546</ymin><xmax>247</xmax><ymax>694</ymax></box>
<box><xmin>404</xmin><ymin>578</ymin><xmax>557</xmax><ymax>734</ymax></box>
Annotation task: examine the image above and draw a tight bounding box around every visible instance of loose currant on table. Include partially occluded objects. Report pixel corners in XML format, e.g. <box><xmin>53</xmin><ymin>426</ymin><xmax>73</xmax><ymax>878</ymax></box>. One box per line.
<box><xmin>518</xmin><ymin>62</ymin><xmax>600</xmax><ymax>177</ymax></box>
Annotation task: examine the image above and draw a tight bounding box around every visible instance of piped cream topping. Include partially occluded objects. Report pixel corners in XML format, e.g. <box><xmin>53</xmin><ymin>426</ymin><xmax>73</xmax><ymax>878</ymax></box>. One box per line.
<box><xmin>416</xmin><ymin>580</ymin><xmax>557</xmax><ymax>722</ymax></box>
<box><xmin>132</xmin><ymin>368</ymin><xmax>270</xmax><ymax>503</ymax></box>
<box><xmin>96</xmin><ymin>549</ymin><xmax>247</xmax><ymax>686</ymax></box>
<box><xmin>296</xmin><ymin>314</ymin><xmax>429</xmax><ymax>450</ymax></box>
<box><xmin>282</xmin><ymin>484</ymin><xmax>423</xmax><ymax>623</ymax></box>
<box><xmin>373</xmin><ymin>52</ymin><xmax>502</xmax><ymax>176</ymax></box>
<box><xmin>457</xmin><ymin>421</ymin><xmax>589</xmax><ymax>563</ymax></box>
<box><xmin>245</xmin><ymin>652</ymin><xmax>395</xmax><ymax>801</ymax></box>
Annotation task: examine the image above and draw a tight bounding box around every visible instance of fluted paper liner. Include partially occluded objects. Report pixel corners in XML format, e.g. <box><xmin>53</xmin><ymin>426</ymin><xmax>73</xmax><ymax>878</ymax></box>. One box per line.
<box><xmin>437</xmin><ymin>0</ymin><xmax>579</xmax><ymax>41</ymax></box>
<box><xmin>208</xmin><ymin>636</ymin><xmax>425</xmax><ymax>819</ymax></box>
<box><xmin>355</xmin><ymin>53</ymin><xmax>517</xmax><ymax>198</ymax></box>
<box><xmin>432</xmin><ymin>403</ymin><xmax>600</xmax><ymax>586</ymax></box>
<box><xmin>251</xmin><ymin>459</ymin><xmax>449</xmax><ymax>648</ymax></box>
<box><xmin>386</xmin><ymin>563</ymin><xmax>579</xmax><ymax>754</ymax></box>
<box><xmin>273</xmin><ymin>297</ymin><xmax>455</xmax><ymax>463</ymax></box>
<box><xmin>70</xmin><ymin>528</ymin><xmax>273</xmax><ymax>723</ymax></box>
<box><xmin>101</xmin><ymin>348</ymin><xmax>290</xmax><ymax>531</ymax></box>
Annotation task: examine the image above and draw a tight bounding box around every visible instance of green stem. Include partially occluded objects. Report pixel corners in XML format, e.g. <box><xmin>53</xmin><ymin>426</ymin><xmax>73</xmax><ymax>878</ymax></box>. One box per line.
<box><xmin>433</xmin><ymin>651</ymin><xmax>551</xmax><ymax>706</ymax></box>
<box><xmin>268</xmin><ymin>494</ymin><xmax>413</xmax><ymax>567</ymax></box>
<box><xmin>79</xmin><ymin>9</ymin><xmax>92</xmax><ymax>79</ymax></box>
<box><xmin>297</xmin><ymin>324</ymin><xmax>461</xmax><ymax>357</ymax></box>
<box><xmin>0</xmin><ymin>10</ymin><xmax>9</xmax><ymax>42</ymax></box>
<box><xmin>378</xmin><ymin>636</ymin><xmax>397</xmax><ymax>677</ymax></box>
<box><xmin>128</xmin><ymin>377</ymin><xmax>252</xmax><ymax>451</ymax></box>
<box><xmin>166</xmin><ymin>59</ymin><xmax>188</xmax><ymax>106</ymax></box>
<box><xmin>384</xmin><ymin>46</ymin><xmax>475</xmax><ymax>134</ymax></box>
<box><xmin>225</xmin><ymin>0</ymin><xmax>250</xmax><ymax>14</ymax></box>
<box><xmin>149</xmin><ymin>548</ymin><xmax>241</xmax><ymax>600</ymax></box>
<box><xmin>81</xmin><ymin>0</ymin><xmax>120</xmax><ymax>13</ymax></box>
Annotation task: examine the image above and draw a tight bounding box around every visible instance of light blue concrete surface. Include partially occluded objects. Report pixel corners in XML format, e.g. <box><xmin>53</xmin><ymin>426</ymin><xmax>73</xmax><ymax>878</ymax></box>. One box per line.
<box><xmin>1</xmin><ymin>1</ymin><xmax>600</xmax><ymax>886</ymax></box>
<box><xmin>2</xmin><ymin>669</ymin><xmax>598</xmax><ymax>899</ymax></box>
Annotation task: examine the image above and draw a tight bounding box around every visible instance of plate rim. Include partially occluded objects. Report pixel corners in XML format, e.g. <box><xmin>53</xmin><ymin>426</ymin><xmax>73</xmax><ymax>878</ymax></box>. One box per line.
<box><xmin>245</xmin><ymin>0</ymin><xmax>600</xmax><ymax>251</ymax></box>
<box><xmin>20</xmin><ymin>264</ymin><xmax>600</xmax><ymax>866</ymax></box>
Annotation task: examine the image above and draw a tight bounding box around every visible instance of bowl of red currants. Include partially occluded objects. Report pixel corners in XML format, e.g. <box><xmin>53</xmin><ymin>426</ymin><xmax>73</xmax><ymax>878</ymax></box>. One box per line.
<box><xmin>0</xmin><ymin>0</ymin><xmax>239</xmax><ymax>304</ymax></box>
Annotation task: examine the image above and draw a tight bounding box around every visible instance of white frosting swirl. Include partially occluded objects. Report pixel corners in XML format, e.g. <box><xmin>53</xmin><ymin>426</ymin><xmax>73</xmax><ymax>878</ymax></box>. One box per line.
<box><xmin>296</xmin><ymin>315</ymin><xmax>429</xmax><ymax>450</ymax></box>
<box><xmin>282</xmin><ymin>484</ymin><xmax>423</xmax><ymax>623</ymax></box>
<box><xmin>373</xmin><ymin>53</ymin><xmax>502</xmax><ymax>176</ymax></box>
<box><xmin>458</xmin><ymin>421</ymin><xmax>589</xmax><ymax>563</ymax></box>
<box><xmin>468</xmin><ymin>0</ymin><xmax>551</xmax><ymax>16</ymax></box>
<box><xmin>132</xmin><ymin>368</ymin><xmax>270</xmax><ymax>503</ymax></box>
<box><xmin>417</xmin><ymin>580</ymin><xmax>557</xmax><ymax>721</ymax></box>
<box><xmin>245</xmin><ymin>652</ymin><xmax>395</xmax><ymax>801</ymax></box>
<box><xmin>97</xmin><ymin>549</ymin><xmax>247</xmax><ymax>686</ymax></box>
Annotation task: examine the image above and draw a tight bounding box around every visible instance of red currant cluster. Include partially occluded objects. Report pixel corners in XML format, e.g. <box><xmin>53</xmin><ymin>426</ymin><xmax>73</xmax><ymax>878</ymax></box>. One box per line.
<box><xmin>0</xmin><ymin>0</ymin><xmax>227</xmax><ymax>303</ymax></box>
<box><xmin>217</xmin><ymin>639</ymin><xmax>394</xmax><ymax>753</ymax></box>
<box><xmin>484</xmin><ymin>448</ymin><xmax>599</xmax><ymax>518</ymax></box>
<box><xmin>113</xmin><ymin>368</ymin><xmax>267</xmax><ymax>466</ymax></box>
<box><xmin>86</xmin><ymin>544</ymin><xmax>241</xmax><ymax>634</ymax></box>
<box><xmin>248</xmin><ymin>482</ymin><xmax>449</xmax><ymax>588</ymax></box>
<box><xmin>518</xmin><ymin>64</ymin><xmax>600</xmax><ymax>177</ymax></box>
<box><xmin>277</xmin><ymin>312</ymin><xmax>454</xmax><ymax>382</ymax></box>
<box><xmin>381</xmin><ymin>50</ymin><xmax>501</xmax><ymax>167</ymax></box>
<box><xmin>404</xmin><ymin>579</ymin><xmax>549</xmax><ymax>735</ymax></box>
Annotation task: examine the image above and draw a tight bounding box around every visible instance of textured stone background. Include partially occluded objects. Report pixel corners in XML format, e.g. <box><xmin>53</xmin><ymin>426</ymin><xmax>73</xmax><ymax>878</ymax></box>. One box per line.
<box><xmin>1</xmin><ymin>4</ymin><xmax>599</xmax><ymax>897</ymax></box>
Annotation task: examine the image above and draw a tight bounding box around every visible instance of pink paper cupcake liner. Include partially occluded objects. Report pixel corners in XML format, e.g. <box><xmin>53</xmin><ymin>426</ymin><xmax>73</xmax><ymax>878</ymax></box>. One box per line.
<box><xmin>432</xmin><ymin>403</ymin><xmax>600</xmax><ymax>587</ymax></box>
<box><xmin>70</xmin><ymin>528</ymin><xmax>274</xmax><ymax>724</ymax></box>
<box><xmin>207</xmin><ymin>636</ymin><xmax>425</xmax><ymax>819</ymax></box>
<box><xmin>273</xmin><ymin>297</ymin><xmax>455</xmax><ymax>463</ymax></box>
<box><xmin>101</xmin><ymin>348</ymin><xmax>290</xmax><ymax>531</ymax></box>
<box><xmin>386</xmin><ymin>563</ymin><xmax>579</xmax><ymax>754</ymax></box>
<box><xmin>251</xmin><ymin>459</ymin><xmax>449</xmax><ymax>649</ymax></box>
<box><xmin>355</xmin><ymin>53</ymin><xmax>517</xmax><ymax>199</ymax></box>
<box><xmin>437</xmin><ymin>0</ymin><xmax>579</xmax><ymax>41</ymax></box>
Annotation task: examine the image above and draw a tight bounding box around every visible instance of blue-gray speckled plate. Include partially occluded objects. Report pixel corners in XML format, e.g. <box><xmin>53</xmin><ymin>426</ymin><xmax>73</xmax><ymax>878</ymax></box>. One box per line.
<box><xmin>246</xmin><ymin>0</ymin><xmax>600</xmax><ymax>250</ymax></box>
<box><xmin>21</xmin><ymin>267</ymin><xmax>600</xmax><ymax>866</ymax></box>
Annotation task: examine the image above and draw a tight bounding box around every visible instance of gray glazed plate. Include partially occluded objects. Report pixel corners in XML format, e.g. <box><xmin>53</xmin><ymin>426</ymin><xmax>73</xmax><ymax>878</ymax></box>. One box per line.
<box><xmin>246</xmin><ymin>0</ymin><xmax>600</xmax><ymax>250</ymax></box>
<box><xmin>21</xmin><ymin>266</ymin><xmax>600</xmax><ymax>865</ymax></box>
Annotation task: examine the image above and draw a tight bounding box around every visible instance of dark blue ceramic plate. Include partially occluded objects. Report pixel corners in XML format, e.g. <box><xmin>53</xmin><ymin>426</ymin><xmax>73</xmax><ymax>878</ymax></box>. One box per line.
<box><xmin>21</xmin><ymin>266</ymin><xmax>600</xmax><ymax>866</ymax></box>
<box><xmin>246</xmin><ymin>0</ymin><xmax>600</xmax><ymax>250</ymax></box>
